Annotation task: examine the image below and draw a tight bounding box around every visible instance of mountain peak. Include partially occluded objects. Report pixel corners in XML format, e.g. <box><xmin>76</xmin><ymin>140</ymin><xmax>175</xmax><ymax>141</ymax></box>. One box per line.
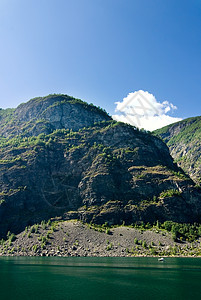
<box><xmin>0</xmin><ymin>94</ymin><xmax>111</xmax><ymax>137</ymax></box>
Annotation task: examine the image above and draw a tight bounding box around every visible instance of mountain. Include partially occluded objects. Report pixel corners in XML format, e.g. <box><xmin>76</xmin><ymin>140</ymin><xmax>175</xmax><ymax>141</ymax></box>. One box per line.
<box><xmin>154</xmin><ymin>116</ymin><xmax>201</xmax><ymax>185</ymax></box>
<box><xmin>0</xmin><ymin>95</ymin><xmax>200</xmax><ymax>238</ymax></box>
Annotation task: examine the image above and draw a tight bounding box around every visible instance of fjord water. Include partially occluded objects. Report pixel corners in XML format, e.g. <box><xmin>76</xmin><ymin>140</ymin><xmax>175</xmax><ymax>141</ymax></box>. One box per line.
<box><xmin>0</xmin><ymin>257</ymin><xmax>201</xmax><ymax>300</ymax></box>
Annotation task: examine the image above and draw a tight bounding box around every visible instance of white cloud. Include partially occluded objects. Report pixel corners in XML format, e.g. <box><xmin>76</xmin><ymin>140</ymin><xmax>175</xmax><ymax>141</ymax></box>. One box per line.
<box><xmin>112</xmin><ymin>90</ymin><xmax>182</xmax><ymax>131</ymax></box>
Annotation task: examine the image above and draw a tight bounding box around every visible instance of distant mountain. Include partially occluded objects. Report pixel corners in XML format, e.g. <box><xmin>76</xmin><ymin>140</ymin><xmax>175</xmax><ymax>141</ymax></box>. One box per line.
<box><xmin>0</xmin><ymin>95</ymin><xmax>200</xmax><ymax>238</ymax></box>
<box><xmin>154</xmin><ymin>116</ymin><xmax>201</xmax><ymax>185</ymax></box>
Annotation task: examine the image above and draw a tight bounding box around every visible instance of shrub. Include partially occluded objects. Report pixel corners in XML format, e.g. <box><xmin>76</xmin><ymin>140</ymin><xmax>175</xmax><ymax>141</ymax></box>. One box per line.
<box><xmin>105</xmin><ymin>228</ymin><xmax>111</xmax><ymax>234</ymax></box>
<box><xmin>172</xmin><ymin>232</ymin><xmax>177</xmax><ymax>242</ymax></box>
<box><xmin>41</xmin><ymin>220</ymin><xmax>47</xmax><ymax>230</ymax></box>
<box><xmin>30</xmin><ymin>225</ymin><xmax>37</xmax><ymax>233</ymax></box>
<box><xmin>106</xmin><ymin>243</ymin><xmax>113</xmax><ymax>251</ymax></box>
<box><xmin>149</xmin><ymin>248</ymin><xmax>157</xmax><ymax>255</ymax></box>
<box><xmin>32</xmin><ymin>245</ymin><xmax>38</xmax><ymax>252</ymax></box>
<box><xmin>159</xmin><ymin>189</ymin><xmax>181</xmax><ymax>199</ymax></box>
<box><xmin>7</xmin><ymin>232</ymin><xmax>16</xmax><ymax>243</ymax></box>
<box><xmin>134</xmin><ymin>238</ymin><xmax>138</xmax><ymax>244</ymax></box>
<box><xmin>142</xmin><ymin>241</ymin><xmax>147</xmax><ymax>248</ymax></box>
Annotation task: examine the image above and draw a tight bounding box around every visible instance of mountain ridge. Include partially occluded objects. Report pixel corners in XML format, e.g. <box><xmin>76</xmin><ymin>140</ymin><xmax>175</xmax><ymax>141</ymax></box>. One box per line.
<box><xmin>154</xmin><ymin>116</ymin><xmax>201</xmax><ymax>184</ymax></box>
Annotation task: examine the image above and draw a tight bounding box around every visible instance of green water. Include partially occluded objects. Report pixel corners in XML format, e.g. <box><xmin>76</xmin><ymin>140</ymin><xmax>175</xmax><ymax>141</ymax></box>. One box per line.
<box><xmin>0</xmin><ymin>257</ymin><xmax>201</xmax><ymax>300</ymax></box>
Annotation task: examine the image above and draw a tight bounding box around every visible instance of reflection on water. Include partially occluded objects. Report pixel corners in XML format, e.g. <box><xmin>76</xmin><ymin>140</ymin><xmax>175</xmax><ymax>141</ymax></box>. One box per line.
<box><xmin>0</xmin><ymin>257</ymin><xmax>201</xmax><ymax>300</ymax></box>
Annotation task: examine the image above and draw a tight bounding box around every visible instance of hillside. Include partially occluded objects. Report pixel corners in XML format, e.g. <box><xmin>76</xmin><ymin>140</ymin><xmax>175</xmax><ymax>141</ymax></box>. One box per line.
<box><xmin>0</xmin><ymin>95</ymin><xmax>200</xmax><ymax>240</ymax></box>
<box><xmin>154</xmin><ymin>116</ymin><xmax>201</xmax><ymax>184</ymax></box>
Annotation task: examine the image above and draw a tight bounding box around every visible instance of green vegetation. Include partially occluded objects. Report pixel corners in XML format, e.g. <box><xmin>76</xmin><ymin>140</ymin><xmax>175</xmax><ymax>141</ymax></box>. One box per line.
<box><xmin>133</xmin><ymin>220</ymin><xmax>201</xmax><ymax>242</ymax></box>
<box><xmin>154</xmin><ymin>116</ymin><xmax>201</xmax><ymax>184</ymax></box>
<box><xmin>159</xmin><ymin>189</ymin><xmax>182</xmax><ymax>199</ymax></box>
<box><xmin>155</xmin><ymin>116</ymin><xmax>201</xmax><ymax>145</ymax></box>
<box><xmin>38</xmin><ymin>235</ymin><xmax>48</xmax><ymax>244</ymax></box>
<box><xmin>169</xmin><ymin>170</ymin><xmax>190</xmax><ymax>180</ymax></box>
<box><xmin>30</xmin><ymin>224</ymin><xmax>39</xmax><ymax>234</ymax></box>
<box><xmin>161</xmin><ymin>221</ymin><xmax>201</xmax><ymax>242</ymax></box>
<box><xmin>142</xmin><ymin>241</ymin><xmax>147</xmax><ymax>248</ymax></box>
<box><xmin>86</xmin><ymin>221</ymin><xmax>112</xmax><ymax>234</ymax></box>
<box><xmin>32</xmin><ymin>245</ymin><xmax>38</xmax><ymax>252</ymax></box>
<box><xmin>134</xmin><ymin>238</ymin><xmax>138</xmax><ymax>244</ymax></box>
<box><xmin>6</xmin><ymin>231</ymin><xmax>16</xmax><ymax>245</ymax></box>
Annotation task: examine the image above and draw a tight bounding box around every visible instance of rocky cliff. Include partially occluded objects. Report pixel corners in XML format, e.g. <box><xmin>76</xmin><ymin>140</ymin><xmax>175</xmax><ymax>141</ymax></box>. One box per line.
<box><xmin>154</xmin><ymin>116</ymin><xmax>201</xmax><ymax>184</ymax></box>
<box><xmin>0</xmin><ymin>95</ymin><xmax>200</xmax><ymax>238</ymax></box>
<box><xmin>0</xmin><ymin>94</ymin><xmax>111</xmax><ymax>137</ymax></box>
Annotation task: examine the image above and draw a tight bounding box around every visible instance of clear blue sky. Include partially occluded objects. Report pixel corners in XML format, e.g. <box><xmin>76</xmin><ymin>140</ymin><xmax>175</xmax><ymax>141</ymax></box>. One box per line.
<box><xmin>0</xmin><ymin>0</ymin><xmax>200</xmax><ymax>119</ymax></box>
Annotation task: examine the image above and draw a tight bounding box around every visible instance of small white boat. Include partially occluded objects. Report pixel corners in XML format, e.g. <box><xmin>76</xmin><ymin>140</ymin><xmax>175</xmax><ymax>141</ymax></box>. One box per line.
<box><xmin>158</xmin><ymin>257</ymin><xmax>164</xmax><ymax>261</ymax></box>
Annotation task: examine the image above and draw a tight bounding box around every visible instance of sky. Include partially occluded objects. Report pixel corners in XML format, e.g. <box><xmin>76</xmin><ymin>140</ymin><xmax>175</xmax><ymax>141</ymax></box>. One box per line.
<box><xmin>0</xmin><ymin>0</ymin><xmax>200</xmax><ymax>130</ymax></box>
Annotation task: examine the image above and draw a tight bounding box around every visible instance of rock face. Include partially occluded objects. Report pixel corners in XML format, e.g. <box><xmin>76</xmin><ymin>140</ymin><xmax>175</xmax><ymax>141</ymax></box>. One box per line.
<box><xmin>154</xmin><ymin>116</ymin><xmax>201</xmax><ymax>184</ymax></box>
<box><xmin>0</xmin><ymin>95</ymin><xmax>200</xmax><ymax>238</ymax></box>
<box><xmin>0</xmin><ymin>94</ymin><xmax>111</xmax><ymax>137</ymax></box>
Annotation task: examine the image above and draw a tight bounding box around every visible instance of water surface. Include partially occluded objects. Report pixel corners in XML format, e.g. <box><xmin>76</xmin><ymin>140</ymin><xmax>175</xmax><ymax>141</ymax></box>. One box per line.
<box><xmin>0</xmin><ymin>257</ymin><xmax>201</xmax><ymax>300</ymax></box>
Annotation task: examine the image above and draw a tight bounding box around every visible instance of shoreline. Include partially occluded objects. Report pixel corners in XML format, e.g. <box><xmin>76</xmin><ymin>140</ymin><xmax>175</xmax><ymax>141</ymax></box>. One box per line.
<box><xmin>1</xmin><ymin>255</ymin><xmax>201</xmax><ymax>258</ymax></box>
